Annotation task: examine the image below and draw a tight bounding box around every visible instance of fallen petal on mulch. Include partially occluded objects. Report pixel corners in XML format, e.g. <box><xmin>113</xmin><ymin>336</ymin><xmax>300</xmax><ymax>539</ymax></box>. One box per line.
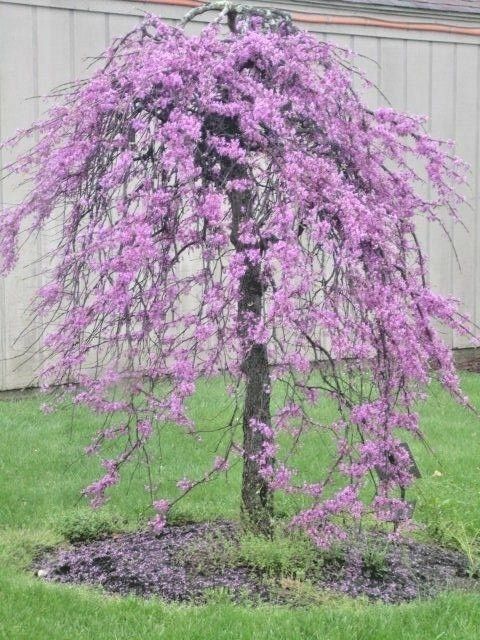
<box><xmin>34</xmin><ymin>520</ymin><xmax>480</xmax><ymax>605</ymax></box>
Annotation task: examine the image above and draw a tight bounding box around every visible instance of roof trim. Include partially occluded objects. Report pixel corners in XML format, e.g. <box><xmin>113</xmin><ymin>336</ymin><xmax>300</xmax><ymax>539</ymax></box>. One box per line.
<box><xmin>276</xmin><ymin>0</ymin><xmax>480</xmax><ymax>20</ymax></box>
<box><xmin>291</xmin><ymin>10</ymin><xmax>480</xmax><ymax>34</ymax></box>
<box><xmin>141</xmin><ymin>0</ymin><xmax>480</xmax><ymax>34</ymax></box>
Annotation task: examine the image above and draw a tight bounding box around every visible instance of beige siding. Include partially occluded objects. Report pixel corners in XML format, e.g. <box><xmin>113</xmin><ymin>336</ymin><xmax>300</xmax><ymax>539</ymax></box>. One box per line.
<box><xmin>0</xmin><ymin>0</ymin><xmax>479</xmax><ymax>388</ymax></box>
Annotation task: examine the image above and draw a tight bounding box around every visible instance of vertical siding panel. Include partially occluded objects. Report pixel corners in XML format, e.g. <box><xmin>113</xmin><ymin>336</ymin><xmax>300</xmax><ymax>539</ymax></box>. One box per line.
<box><xmin>73</xmin><ymin>10</ymin><xmax>109</xmax><ymax>76</ymax></box>
<box><xmin>184</xmin><ymin>18</ymin><xmax>209</xmax><ymax>36</ymax></box>
<box><xmin>108</xmin><ymin>13</ymin><xmax>142</xmax><ymax>41</ymax></box>
<box><xmin>352</xmin><ymin>36</ymin><xmax>380</xmax><ymax>109</ymax></box>
<box><xmin>105</xmin><ymin>12</ymin><xmax>111</xmax><ymax>46</ymax></box>
<box><xmin>313</xmin><ymin>31</ymin><xmax>328</xmax><ymax>46</ymax></box>
<box><xmin>405</xmin><ymin>40</ymin><xmax>431</xmax><ymax>263</ymax></box>
<box><xmin>0</xmin><ymin>4</ymin><xmax>38</xmax><ymax>388</ymax></box>
<box><xmin>326</xmin><ymin>32</ymin><xmax>353</xmax><ymax>51</ymax></box>
<box><xmin>35</xmin><ymin>6</ymin><xmax>73</xmax><ymax>377</ymax></box>
<box><xmin>165</xmin><ymin>4</ymin><xmax>191</xmax><ymax>24</ymax></box>
<box><xmin>453</xmin><ymin>44</ymin><xmax>478</xmax><ymax>346</ymax></box>
<box><xmin>429</xmin><ymin>42</ymin><xmax>456</xmax><ymax>346</ymax></box>
<box><xmin>379</xmin><ymin>38</ymin><xmax>406</xmax><ymax>110</ymax></box>
<box><xmin>36</xmin><ymin>7</ymin><xmax>71</xmax><ymax>104</ymax></box>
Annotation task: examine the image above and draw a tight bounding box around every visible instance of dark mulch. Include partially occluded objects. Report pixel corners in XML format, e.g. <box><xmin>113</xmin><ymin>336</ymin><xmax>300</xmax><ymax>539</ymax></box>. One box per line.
<box><xmin>34</xmin><ymin>520</ymin><xmax>480</xmax><ymax>605</ymax></box>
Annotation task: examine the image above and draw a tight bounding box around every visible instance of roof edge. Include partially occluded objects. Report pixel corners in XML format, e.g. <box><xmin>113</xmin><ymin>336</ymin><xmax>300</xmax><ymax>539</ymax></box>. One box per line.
<box><xmin>259</xmin><ymin>0</ymin><xmax>480</xmax><ymax>21</ymax></box>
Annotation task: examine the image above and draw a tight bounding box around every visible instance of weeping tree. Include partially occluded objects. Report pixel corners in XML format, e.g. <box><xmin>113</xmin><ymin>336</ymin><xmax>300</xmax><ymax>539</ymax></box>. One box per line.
<box><xmin>0</xmin><ymin>2</ymin><xmax>472</xmax><ymax>543</ymax></box>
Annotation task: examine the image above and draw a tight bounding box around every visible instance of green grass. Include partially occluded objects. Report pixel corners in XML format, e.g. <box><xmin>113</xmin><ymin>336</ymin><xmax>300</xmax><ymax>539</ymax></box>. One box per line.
<box><xmin>1</xmin><ymin>374</ymin><xmax>480</xmax><ymax>639</ymax></box>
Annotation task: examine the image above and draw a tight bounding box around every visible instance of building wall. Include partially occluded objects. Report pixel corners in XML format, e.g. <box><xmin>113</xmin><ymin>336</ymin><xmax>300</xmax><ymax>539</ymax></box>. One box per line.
<box><xmin>0</xmin><ymin>0</ymin><xmax>479</xmax><ymax>389</ymax></box>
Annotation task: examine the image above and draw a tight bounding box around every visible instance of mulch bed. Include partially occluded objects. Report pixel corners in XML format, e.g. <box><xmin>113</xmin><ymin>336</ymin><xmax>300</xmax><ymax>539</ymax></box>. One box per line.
<box><xmin>34</xmin><ymin>520</ymin><xmax>480</xmax><ymax>605</ymax></box>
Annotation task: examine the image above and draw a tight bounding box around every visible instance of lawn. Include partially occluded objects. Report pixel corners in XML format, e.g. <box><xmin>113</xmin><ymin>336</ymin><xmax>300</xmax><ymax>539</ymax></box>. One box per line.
<box><xmin>1</xmin><ymin>374</ymin><xmax>480</xmax><ymax>639</ymax></box>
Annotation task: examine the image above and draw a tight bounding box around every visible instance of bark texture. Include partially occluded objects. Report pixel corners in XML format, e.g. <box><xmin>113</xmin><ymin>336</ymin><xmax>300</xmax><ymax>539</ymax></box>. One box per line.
<box><xmin>229</xmin><ymin>181</ymin><xmax>274</xmax><ymax>536</ymax></box>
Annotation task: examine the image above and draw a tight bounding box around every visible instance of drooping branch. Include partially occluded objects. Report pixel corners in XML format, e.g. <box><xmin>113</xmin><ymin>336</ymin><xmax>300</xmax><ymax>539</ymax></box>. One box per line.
<box><xmin>180</xmin><ymin>1</ymin><xmax>294</xmax><ymax>33</ymax></box>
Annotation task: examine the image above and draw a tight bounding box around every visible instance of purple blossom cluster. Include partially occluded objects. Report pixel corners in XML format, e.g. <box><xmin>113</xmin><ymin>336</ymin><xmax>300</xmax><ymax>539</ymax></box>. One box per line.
<box><xmin>0</xmin><ymin>13</ymin><xmax>473</xmax><ymax>545</ymax></box>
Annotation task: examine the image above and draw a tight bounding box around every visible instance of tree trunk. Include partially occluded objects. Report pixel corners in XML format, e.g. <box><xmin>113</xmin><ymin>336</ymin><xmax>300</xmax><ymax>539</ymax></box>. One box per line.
<box><xmin>228</xmin><ymin>185</ymin><xmax>274</xmax><ymax>536</ymax></box>
<box><xmin>238</xmin><ymin>264</ymin><xmax>273</xmax><ymax>535</ymax></box>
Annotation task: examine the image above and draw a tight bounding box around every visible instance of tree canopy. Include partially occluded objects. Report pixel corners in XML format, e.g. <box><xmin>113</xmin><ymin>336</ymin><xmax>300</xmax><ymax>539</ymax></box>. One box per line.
<box><xmin>0</xmin><ymin>5</ymin><xmax>472</xmax><ymax>543</ymax></box>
